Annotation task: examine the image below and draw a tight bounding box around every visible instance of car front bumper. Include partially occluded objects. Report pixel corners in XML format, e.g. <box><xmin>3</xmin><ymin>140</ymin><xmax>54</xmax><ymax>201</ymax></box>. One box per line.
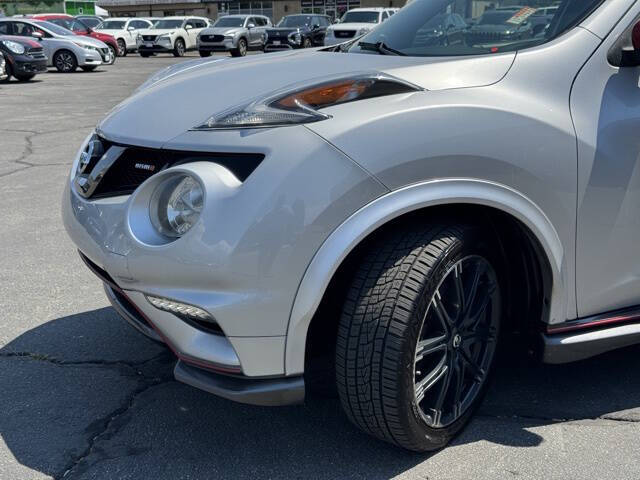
<box><xmin>12</xmin><ymin>55</ymin><xmax>48</xmax><ymax>75</ymax></box>
<box><xmin>62</xmin><ymin>126</ymin><xmax>386</xmax><ymax>401</ymax></box>
<box><xmin>198</xmin><ymin>40</ymin><xmax>235</xmax><ymax>52</ymax></box>
<box><xmin>77</xmin><ymin>49</ymin><xmax>103</xmax><ymax>66</ymax></box>
<box><xmin>138</xmin><ymin>39</ymin><xmax>175</xmax><ymax>53</ymax></box>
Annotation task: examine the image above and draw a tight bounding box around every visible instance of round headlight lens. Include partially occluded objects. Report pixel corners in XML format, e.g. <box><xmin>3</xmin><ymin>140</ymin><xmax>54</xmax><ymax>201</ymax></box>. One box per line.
<box><xmin>150</xmin><ymin>175</ymin><xmax>204</xmax><ymax>238</ymax></box>
<box><xmin>2</xmin><ymin>40</ymin><xmax>25</xmax><ymax>55</ymax></box>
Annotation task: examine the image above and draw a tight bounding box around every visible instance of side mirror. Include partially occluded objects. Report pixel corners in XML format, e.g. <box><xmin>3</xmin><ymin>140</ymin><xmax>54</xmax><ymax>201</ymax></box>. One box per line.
<box><xmin>32</xmin><ymin>31</ymin><xmax>43</xmax><ymax>40</ymax></box>
<box><xmin>619</xmin><ymin>21</ymin><xmax>640</xmax><ymax>67</ymax></box>
<box><xmin>185</xmin><ymin>24</ymin><xmax>193</xmax><ymax>30</ymax></box>
<box><xmin>247</xmin><ymin>23</ymin><xmax>255</xmax><ymax>29</ymax></box>
<box><xmin>127</xmin><ymin>26</ymin><xmax>135</xmax><ymax>31</ymax></box>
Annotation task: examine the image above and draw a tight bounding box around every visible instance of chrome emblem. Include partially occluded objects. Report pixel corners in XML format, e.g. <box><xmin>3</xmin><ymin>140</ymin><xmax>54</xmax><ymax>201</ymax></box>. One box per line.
<box><xmin>134</xmin><ymin>163</ymin><xmax>156</xmax><ymax>172</ymax></box>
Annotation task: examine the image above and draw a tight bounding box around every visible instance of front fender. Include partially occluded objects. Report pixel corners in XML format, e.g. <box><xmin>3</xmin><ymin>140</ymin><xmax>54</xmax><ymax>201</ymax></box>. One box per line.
<box><xmin>284</xmin><ymin>178</ymin><xmax>567</xmax><ymax>375</ymax></box>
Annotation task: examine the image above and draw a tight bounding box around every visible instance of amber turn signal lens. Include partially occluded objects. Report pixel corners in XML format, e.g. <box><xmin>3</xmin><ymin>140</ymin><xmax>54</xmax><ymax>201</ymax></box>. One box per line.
<box><xmin>274</xmin><ymin>80</ymin><xmax>371</xmax><ymax>109</ymax></box>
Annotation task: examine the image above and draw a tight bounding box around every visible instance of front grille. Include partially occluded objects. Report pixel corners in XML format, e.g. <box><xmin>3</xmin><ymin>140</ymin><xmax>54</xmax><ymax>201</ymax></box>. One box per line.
<box><xmin>80</xmin><ymin>138</ymin><xmax>265</xmax><ymax>199</ymax></box>
<box><xmin>201</xmin><ymin>34</ymin><xmax>224</xmax><ymax>42</ymax></box>
<box><xmin>27</xmin><ymin>47</ymin><xmax>46</xmax><ymax>59</ymax></box>
<box><xmin>142</xmin><ymin>35</ymin><xmax>157</xmax><ymax>41</ymax></box>
<box><xmin>334</xmin><ymin>30</ymin><xmax>356</xmax><ymax>38</ymax></box>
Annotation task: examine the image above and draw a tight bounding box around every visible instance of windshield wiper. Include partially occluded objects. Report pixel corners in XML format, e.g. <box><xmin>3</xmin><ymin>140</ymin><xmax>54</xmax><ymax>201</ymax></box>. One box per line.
<box><xmin>357</xmin><ymin>41</ymin><xmax>406</xmax><ymax>56</ymax></box>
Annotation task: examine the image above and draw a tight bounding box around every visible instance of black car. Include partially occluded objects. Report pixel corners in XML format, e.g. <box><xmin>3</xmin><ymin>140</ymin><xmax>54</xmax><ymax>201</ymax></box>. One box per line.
<box><xmin>264</xmin><ymin>14</ymin><xmax>331</xmax><ymax>52</ymax></box>
<box><xmin>464</xmin><ymin>9</ymin><xmax>533</xmax><ymax>46</ymax></box>
<box><xmin>415</xmin><ymin>12</ymin><xmax>467</xmax><ymax>47</ymax></box>
<box><xmin>0</xmin><ymin>34</ymin><xmax>47</xmax><ymax>82</ymax></box>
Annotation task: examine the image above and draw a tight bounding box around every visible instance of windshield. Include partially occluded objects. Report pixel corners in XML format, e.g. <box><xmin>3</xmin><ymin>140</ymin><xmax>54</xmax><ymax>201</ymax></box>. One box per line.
<box><xmin>341</xmin><ymin>11</ymin><xmax>379</xmax><ymax>24</ymax></box>
<box><xmin>98</xmin><ymin>20</ymin><xmax>126</xmax><ymax>30</ymax></box>
<box><xmin>153</xmin><ymin>19</ymin><xmax>183</xmax><ymax>29</ymax></box>
<box><xmin>79</xmin><ymin>17</ymin><xmax>102</xmax><ymax>28</ymax></box>
<box><xmin>34</xmin><ymin>20</ymin><xmax>74</xmax><ymax>36</ymax></box>
<box><xmin>48</xmin><ymin>18</ymin><xmax>88</xmax><ymax>32</ymax></box>
<box><xmin>277</xmin><ymin>15</ymin><xmax>312</xmax><ymax>27</ymax></box>
<box><xmin>348</xmin><ymin>0</ymin><xmax>605</xmax><ymax>57</ymax></box>
<box><xmin>214</xmin><ymin>17</ymin><xmax>245</xmax><ymax>28</ymax></box>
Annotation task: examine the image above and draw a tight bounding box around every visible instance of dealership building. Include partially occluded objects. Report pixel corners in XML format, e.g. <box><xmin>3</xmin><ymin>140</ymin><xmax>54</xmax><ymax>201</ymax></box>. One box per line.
<box><xmin>97</xmin><ymin>0</ymin><xmax>410</xmax><ymax>23</ymax></box>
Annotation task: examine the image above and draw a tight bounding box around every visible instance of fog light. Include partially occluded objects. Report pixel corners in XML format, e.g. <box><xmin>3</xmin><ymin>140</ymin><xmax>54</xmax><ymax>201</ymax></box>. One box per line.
<box><xmin>146</xmin><ymin>295</ymin><xmax>212</xmax><ymax>321</ymax></box>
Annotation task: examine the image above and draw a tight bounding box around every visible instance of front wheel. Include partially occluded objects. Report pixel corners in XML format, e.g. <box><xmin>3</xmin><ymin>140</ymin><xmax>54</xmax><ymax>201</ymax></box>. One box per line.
<box><xmin>173</xmin><ymin>38</ymin><xmax>185</xmax><ymax>57</ymax></box>
<box><xmin>230</xmin><ymin>38</ymin><xmax>247</xmax><ymax>57</ymax></box>
<box><xmin>14</xmin><ymin>73</ymin><xmax>36</xmax><ymax>81</ymax></box>
<box><xmin>117</xmin><ymin>39</ymin><xmax>127</xmax><ymax>57</ymax></box>
<box><xmin>53</xmin><ymin>50</ymin><xmax>77</xmax><ymax>73</ymax></box>
<box><xmin>336</xmin><ymin>223</ymin><xmax>502</xmax><ymax>451</ymax></box>
<box><xmin>107</xmin><ymin>45</ymin><xmax>117</xmax><ymax>64</ymax></box>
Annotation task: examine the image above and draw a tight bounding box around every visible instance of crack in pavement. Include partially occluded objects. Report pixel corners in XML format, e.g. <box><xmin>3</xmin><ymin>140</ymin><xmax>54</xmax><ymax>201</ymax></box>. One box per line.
<box><xmin>0</xmin><ymin>350</ymin><xmax>175</xmax><ymax>479</ymax></box>
<box><xmin>477</xmin><ymin>411</ymin><xmax>640</xmax><ymax>424</ymax></box>
<box><xmin>0</xmin><ymin>126</ymin><xmax>95</xmax><ymax>178</ymax></box>
<box><xmin>0</xmin><ymin>350</ymin><xmax>167</xmax><ymax>372</ymax></box>
<box><xmin>58</xmin><ymin>379</ymin><xmax>174</xmax><ymax>480</ymax></box>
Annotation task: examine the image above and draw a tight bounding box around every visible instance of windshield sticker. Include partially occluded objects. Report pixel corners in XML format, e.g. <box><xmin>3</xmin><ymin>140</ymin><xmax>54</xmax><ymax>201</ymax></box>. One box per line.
<box><xmin>506</xmin><ymin>7</ymin><xmax>536</xmax><ymax>25</ymax></box>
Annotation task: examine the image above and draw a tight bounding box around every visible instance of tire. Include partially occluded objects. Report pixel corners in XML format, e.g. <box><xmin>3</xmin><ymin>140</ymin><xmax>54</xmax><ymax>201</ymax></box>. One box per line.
<box><xmin>303</xmin><ymin>37</ymin><xmax>312</xmax><ymax>48</ymax></box>
<box><xmin>231</xmin><ymin>38</ymin><xmax>247</xmax><ymax>57</ymax></box>
<box><xmin>335</xmin><ymin>222</ymin><xmax>502</xmax><ymax>451</ymax></box>
<box><xmin>81</xmin><ymin>66</ymin><xmax>97</xmax><ymax>72</ymax></box>
<box><xmin>107</xmin><ymin>45</ymin><xmax>117</xmax><ymax>64</ymax></box>
<box><xmin>14</xmin><ymin>73</ymin><xmax>35</xmax><ymax>81</ymax></box>
<box><xmin>139</xmin><ymin>52</ymin><xmax>151</xmax><ymax>58</ymax></box>
<box><xmin>53</xmin><ymin>50</ymin><xmax>77</xmax><ymax>73</ymax></box>
<box><xmin>1</xmin><ymin>61</ymin><xmax>12</xmax><ymax>83</ymax></box>
<box><xmin>199</xmin><ymin>50</ymin><xmax>211</xmax><ymax>57</ymax></box>
<box><xmin>173</xmin><ymin>38</ymin><xmax>185</xmax><ymax>57</ymax></box>
<box><xmin>117</xmin><ymin>38</ymin><xmax>127</xmax><ymax>57</ymax></box>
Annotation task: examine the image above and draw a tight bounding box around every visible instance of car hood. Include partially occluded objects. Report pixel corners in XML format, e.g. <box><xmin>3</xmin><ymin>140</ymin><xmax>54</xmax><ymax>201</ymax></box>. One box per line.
<box><xmin>137</xmin><ymin>28</ymin><xmax>179</xmax><ymax>36</ymax></box>
<box><xmin>91</xmin><ymin>31</ymin><xmax>115</xmax><ymax>41</ymax></box>
<box><xmin>0</xmin><ymin>35</ymin><xmax>41</xmax><ymax>48</ymax></box>
<box><xmin>94</xmin><ymin>29</ymin><xmax>125</xmax><ymax>36</ymax></box>
<box><xmin>99</xmin><ymin>48</ymin><xmax>515</xmax><ymax>147</ymax></box>
<box><xmin>330</xmin><ymin>23</ymin><xmax>378</xmax><ymax>30</ymax></box>
<box><xmin>200</xmin><ymin>27</ymin><xmax>244</xmax><ymax>35</ymax></box>
<box><xmin>266</xmin><ymin>27</ymin><xmax>307</xmax><ymax>35</ymax></box>
<box><xmin>65</xmin><ymin>35</ymin><xmax>108</xmax><ymax>48</ymax></box>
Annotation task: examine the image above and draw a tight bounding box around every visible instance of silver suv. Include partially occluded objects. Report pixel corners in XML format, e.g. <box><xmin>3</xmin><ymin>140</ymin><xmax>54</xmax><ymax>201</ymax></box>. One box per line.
<box><xmin>197</xmin><ymin>14</ymin><xmax>271</xmax><ymax>57</ymax></box>
<box><xmin>63</xmin><ymin>0</ymin><xmax>640</xmax><ymax>451</ymax></box>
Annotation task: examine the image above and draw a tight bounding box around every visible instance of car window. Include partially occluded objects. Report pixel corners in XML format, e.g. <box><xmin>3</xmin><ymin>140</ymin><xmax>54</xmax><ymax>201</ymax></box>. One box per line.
<box><xmin>0</xmin><ymin>22</ymin><xmax>10</xmax><ymax>35</ymax></box>
<box><xmin>214</xmin><ymin>17</ymin><xmax>245</xmax><ymax>28</ymax></box>
<box><xmin>153</xmin><ymin>19</ymin><xmax>184</xmax><ymax>29</ymax></box>
<box><xmin>131</xmin><ymin>20</ymin><xmax>149</xmax><ymax>29</ymax></box>
<box><xmin>79</xmin><ymin>17</ymin><xmax>101</xmax><ymax>28</ymax></box>
<box><xmin>349</xmin><ymin>0</ymin><xmax>606</xmax><ymax>57</ymax></box>
<box><xmin>341</xmin><ymin>11</ymin><xmax>380</xmax><ymax>24</ymax></box>
<box><xmin>382</xmin><ymin>11</ymin><xmax>389</xmax><ymax>21</ymax></box>
<box><xmin>99</xmin><ymin>20</ymin><xmax>126</xmax><ymax>29</ymax></box>
<box><xmin>13</xmin><ymin>22</ymin><xmax>37</xmax><ymax>36</ymax></box>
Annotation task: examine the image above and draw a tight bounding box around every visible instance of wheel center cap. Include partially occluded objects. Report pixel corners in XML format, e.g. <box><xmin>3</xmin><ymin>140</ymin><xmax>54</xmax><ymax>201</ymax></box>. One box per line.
<box><xmin>452</xmin><ymin>334</ymin><xmax>462</xmax><ymax>349</ymax></box>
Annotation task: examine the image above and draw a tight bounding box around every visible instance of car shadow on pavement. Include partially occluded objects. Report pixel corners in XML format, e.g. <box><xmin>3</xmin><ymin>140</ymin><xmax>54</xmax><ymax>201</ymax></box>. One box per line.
<box><xmin>1</xmin><ymin>307</ymin><xmax>640</xmax><ymax>479</ymax></box>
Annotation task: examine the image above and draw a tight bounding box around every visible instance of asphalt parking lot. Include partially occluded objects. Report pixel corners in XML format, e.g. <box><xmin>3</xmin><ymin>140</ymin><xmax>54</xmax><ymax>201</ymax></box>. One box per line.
<box><xmin>1</xmin><ymin>53</ymin><xmax>640</xmax><ymax>480</ymax></box>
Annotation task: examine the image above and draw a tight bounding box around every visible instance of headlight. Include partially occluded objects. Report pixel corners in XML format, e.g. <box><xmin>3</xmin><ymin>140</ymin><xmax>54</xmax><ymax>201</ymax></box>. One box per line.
<box><xmin>150</xmin><ymin>174</ymin><xmax>204</xmax><ymax>238</ymax></box>
<box><xmin>288</xmin><ymin>32</ymin><xmax>302</xmax><ymax>44</ymax></box>
<box><xmin>74</xmin><ymin>42</ymin><xmax>98</xmax><ymax>51</ymax></box>
<box><xmin>1</xmin><ymin>40</ymin><xmax>25</xmax><ymax>55</ymax></box>
<box><xmin>224</xmin><ymin>34</ymin><xmax>234</xmax><ymax>40</ymax></box>
<box><xmin>193</xmin><ymin>72</ymin><xmax>421</xmax><ymax>130</ymax></box>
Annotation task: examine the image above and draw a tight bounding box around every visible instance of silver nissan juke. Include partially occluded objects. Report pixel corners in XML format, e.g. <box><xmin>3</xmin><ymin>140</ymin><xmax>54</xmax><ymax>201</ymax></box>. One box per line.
<box><xmin>63</xmin><ymin>0</ymin><xmax>640</xmax><ymax>451</ymax></box>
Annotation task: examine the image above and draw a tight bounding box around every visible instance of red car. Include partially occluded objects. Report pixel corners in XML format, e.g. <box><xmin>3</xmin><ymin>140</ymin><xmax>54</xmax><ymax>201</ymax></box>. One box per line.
<box><xmin>32</xmin><ymin>14</ymin><xmax>117</xmax><ymax>64</ymax></box>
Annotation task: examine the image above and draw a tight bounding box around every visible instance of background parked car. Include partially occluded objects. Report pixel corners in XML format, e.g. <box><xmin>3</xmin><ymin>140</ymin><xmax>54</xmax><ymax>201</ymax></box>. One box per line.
<box><xmin>74</xmin><ymin>14</ymin><xmax>105</xmax><ymax>29</ymax></box>
<box><xmin>324</xmin><ymin>8</ymin><xmax>395</xmax><ymax>46</ymax></box>
<box><xmin>96</xmin><ymin>17</ymin><xmax>153</xmax><ymax>56</ymax></box>
<box><xmin>264</xmin><ymin>14</ymin><xmax>330</xmax><ymax>52</ymax></box>
<box><xmin>136</xmin><ymin>16</ymin><xmax>209</xmax><ymax>57</ymax></box>
<box><xmin>197</xmin><ymin>14</ymin><xmax>270</xmax><ymax>57</ymax></box>
<box><xmin>0</xmin><ymin>52</ymin><xmax>7</xmax><ymax>81</ymax></box>
<box><xmin>0</xmin><ymin>19</ymin><xmax>107</xmax><ymax>72</ymax></box>
<box><xmin>32</xmin><ymin>14</ymin><xmax>117</xmax><ymax>64</ymax></box>
<box><xmin>0</xmin><ymin>33</ymin><xmax>47</xmax><ymax>82</ymax></box>
<box><xmin>464</xmin><ymin>8</ymin><xmax>534</xmax><ymax>45</ymax></box>
<box><xmin>413</xmin><ymin>12</ymin><xmax>467</xmax><ymax>47</ymax></box>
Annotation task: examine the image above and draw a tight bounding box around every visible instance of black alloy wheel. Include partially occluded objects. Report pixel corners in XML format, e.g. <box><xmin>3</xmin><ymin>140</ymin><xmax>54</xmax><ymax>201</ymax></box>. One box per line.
<box><xmin>53</xmin><ymin>50</ymin><xmax>77</xmax><ymax>73</ymax></box>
